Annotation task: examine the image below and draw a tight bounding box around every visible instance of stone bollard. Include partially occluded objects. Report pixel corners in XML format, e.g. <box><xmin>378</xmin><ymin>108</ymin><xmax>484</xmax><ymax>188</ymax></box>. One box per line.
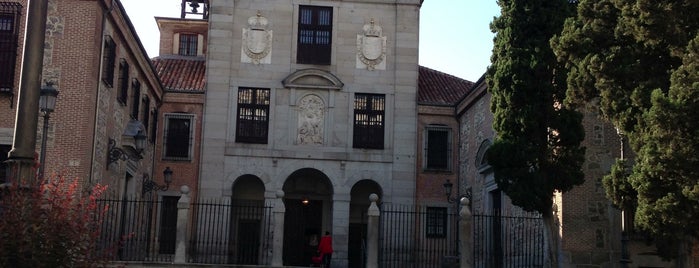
<box><xmin>174</xmin><ymin>185</ymin><xmax>191</xmax><ymax>264</ymax></box>
<box><xmin>366</xmin><ymin>193</ymin><xmax>380</xmax><ymax>268</ymax></box>
<box><xmin>271</xmin><ymin>190</ymin><xmax>285</xmax><ymax>267</ymax></box>
<box><xmin>459</xmin><ymin>197</ymin><xmax>472</xmax><ymax>268</ymax></box>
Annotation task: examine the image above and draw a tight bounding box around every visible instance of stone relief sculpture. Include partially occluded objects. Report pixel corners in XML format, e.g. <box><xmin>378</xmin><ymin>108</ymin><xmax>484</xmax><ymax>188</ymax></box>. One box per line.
<box><xmin>297</xmin><ymin>95</ymin><xmax>324</xmax><ymax>145</ymax></box>
<box><xmin>241</xmin><ymin>11</ymin><xmax>272</xmax><ymax>64</ymax></box>
<box><xmin>356</xmin><ymin>19</ymin><xmax>386</xmax><ymax>70</ymax></box>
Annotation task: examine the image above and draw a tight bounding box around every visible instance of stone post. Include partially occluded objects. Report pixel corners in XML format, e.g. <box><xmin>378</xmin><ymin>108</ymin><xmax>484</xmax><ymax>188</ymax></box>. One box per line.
<box><xmin>271</xmin><ymin>190</ymin><xmax>285</xmax><ymax>267</ymax></box>
<box><xmin>174</xmin><ymin>186</ymin><xmax>191</xmax><ymax>264</ymax></box>
<box><xmin>366</xmin><ymin>193</ymin><xmax>380</xmax><ymax>268</ymax></box>
<box><xmin>460</xmin><ymin>197</ymin><xmax>473</xmax><ymax>268</ymax></box>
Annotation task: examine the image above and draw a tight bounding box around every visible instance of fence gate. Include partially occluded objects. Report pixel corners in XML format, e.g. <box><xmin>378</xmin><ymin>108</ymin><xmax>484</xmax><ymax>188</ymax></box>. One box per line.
<box><xmin>473</xmin><ymin>212</ymin><xmax>545</xmax><ymax>268</ymax></box>
<box><xmin>378</xmin><ymin>204</ymin><xmax>459</xmax><ymax>268</ymax></box>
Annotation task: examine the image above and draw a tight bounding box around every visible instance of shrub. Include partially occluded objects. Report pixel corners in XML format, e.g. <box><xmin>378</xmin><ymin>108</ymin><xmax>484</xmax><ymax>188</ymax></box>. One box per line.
<box><xmin>0</xmin><ymin>176</ymin><xmax>110</xmax><ymax>267</ymax></box>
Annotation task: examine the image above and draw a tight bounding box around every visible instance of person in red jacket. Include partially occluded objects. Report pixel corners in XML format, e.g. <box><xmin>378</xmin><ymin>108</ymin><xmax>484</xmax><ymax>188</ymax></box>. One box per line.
<box><xmin>317</xmin><ymin>231</ymin><xmax>333</xmax><ymax>267</ymax></box>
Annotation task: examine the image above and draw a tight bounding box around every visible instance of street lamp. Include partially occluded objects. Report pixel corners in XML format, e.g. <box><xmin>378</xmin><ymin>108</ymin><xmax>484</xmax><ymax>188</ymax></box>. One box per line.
<box><xmin>443</xmin><ymin>179</ymin><xmax>472</xmax><ymax>206</ymax></box>
<box><xmin>106</xmin><ymin>130</ymin><xmax>147</xmax><ymax>169</ymax></box>
<box><xmin>39</xmin><ymin>83</ymin><xmax>58</xmax><ymax>180</ymax></box>
<box><xmin>142</xmin><ymin>167</ymin><xmax>173</xmax><ymax>196</ymax></box>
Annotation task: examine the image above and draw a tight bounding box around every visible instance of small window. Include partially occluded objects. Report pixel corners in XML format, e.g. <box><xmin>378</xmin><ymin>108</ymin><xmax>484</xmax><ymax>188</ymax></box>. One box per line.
<box><xmin>178</xmin><ymin>33</ymin><xmax>198</xmax><ymax>56</ymax></box>
<box><xmin>150</xmin><ymin>108</ymin><xmax>158</xmax><ymax>144</ymax></box>
<box><xmin>424</xmin><ymin>126</ymin><xmax>452</xmax><ymax>171</ymax></box>
<box><xmin>236</xmin><ymin>87</ymin><xmax>270</xmax><ymax>144</ymax></box>
<box><xmin>117</xmin><ymin>59</ymin><xmax>129</xmax><ymax>104</ymax></box>
<box><xmin>426</xmin><ymin>207</ymin><xmax>447</xmax><ymax>238</ymax></box>
<box><xmin>163</xmin><ymin>113</ymin><xmax>195</xmax><ymax>160</ymax></box>
<box><xmin>142</xmin><ymin>96</ymin><xmax>150</xmax><ymax>135</ymax></box>
<box><xmin>101</xmin><ymin>35</ymin><xmax>116</xmax><ymax>87</ymax></box>
<box><xmin>0</xmin><ymin>3</ymin><xmax>21</xmax><ymax>93</ymax></box>
<box><xmin>353</xmin><ymin>93</ymin><xmax>385</xmax><ymax>149</ymax></box>
<box><xmin>130</xmin><ymin>79</ymin><xmax>141</xmax><ymax>119</ymax></box>
<box><xmin>297</xmin><ymin>5</ymin><xmax>332</xmax><ymax>65</ymax></box>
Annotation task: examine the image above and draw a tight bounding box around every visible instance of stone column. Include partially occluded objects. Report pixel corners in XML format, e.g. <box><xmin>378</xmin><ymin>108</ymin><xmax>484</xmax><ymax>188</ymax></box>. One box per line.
<box><xmin>271</xmin><ymin>190</ymin><xmax>285</xmax><ymax>267</ymax></box>
<box><xmin>460</xmin><ymin>197</ymin><xmax>472</xmax><ymax>268</ymax></box>
<box><xmin>331</xmin><ymin>194</ymin><xmax>351</xmax><ymax>267</ymax></box>
<box><xmin>174</xmin><ymin>186</ymin><xmax>191</xmax><ymax>264</ymax></box>
<box><xmin>366</xmin><ymin>193</ymin><xmax>380</xmax><ymax>268</ymax></box>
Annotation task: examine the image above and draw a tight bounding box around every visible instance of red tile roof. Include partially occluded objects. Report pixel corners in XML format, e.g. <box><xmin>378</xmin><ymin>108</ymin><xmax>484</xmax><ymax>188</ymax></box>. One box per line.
<box><xmin>152</xmin><ymin>55</ymin><xmax>206</xmax><ymax>91</ymax></box>
<box><xmin>418</xmin><ymin>66</ymin><xmax>474</xmax><ymax>106</ymax></box>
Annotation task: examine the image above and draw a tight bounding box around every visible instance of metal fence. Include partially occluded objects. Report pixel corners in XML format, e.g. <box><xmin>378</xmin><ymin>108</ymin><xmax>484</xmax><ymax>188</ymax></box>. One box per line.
<box><xmin>96</xmin><ymin>196</ymin><xmax>273</xmax><ymax>265</ymax></box>
<box><xmin>378</xmin><ymin>204</ymin><xmax>460</xmax><ymax>268</ymax></box>
<box><xmin>96</xmin><ymin>196</ymin><xmax>174</xmax><ymax>263</ymax></box>
<box><xmin>473</xmin><ymin>211</ymin><xmax>545</xmax><ymax>268</ymax></box>
<box><xmin>188</xmin><ymin>199</ymin><xmax>273</xmax><ymax>265</ymax></box>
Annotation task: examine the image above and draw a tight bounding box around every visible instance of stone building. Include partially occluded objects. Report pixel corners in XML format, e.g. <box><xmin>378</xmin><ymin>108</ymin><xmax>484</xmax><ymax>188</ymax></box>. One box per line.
<box><xmin>0</xmin><ymin>0</ymin><xmax>165</xmax><ymax>199</ymax></box>
<box><xmin>455</xmin><ymin>75</ymin><xmax>682</xmax><ymax>267</ymax></box>
<box><xmin>193</xmin><ymin>0</ymin><xmax>421</xmax><ymax>266</ymax></box>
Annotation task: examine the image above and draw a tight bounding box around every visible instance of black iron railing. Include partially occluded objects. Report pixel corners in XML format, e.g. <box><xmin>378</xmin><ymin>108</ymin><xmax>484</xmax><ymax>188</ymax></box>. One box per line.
<box><xmin>473</xmin><ymin>211</ymin><xmax>545</xmax><ymax>268</ymax></box>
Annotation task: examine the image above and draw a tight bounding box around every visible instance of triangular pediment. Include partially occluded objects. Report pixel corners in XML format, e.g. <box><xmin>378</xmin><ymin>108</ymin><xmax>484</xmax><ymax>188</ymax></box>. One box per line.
<box><xmin>282</xmin><ymin>68</ymin><xmax>344</xmax><ymax>90</ymax></box>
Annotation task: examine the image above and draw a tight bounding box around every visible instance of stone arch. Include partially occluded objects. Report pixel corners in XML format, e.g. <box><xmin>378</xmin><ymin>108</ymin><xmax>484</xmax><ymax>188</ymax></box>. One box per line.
<box><xmin>475</xmin><ymin>139</ymin><xmax>492</xmax><ymax>173</ymax></box>
<box><xmin>282</xmin><ymin>68</ymin><xmax>344</xmax><ymax>90</ymax></box>
<box><xmin>347</xmin><ymin>179</ymin><xmax>383</xmax><ymax>267</ymax></box>
<box><xmin>281</xmin><ymin>168</ymin><xmax>334</xmax><ymax>266</ymax></box>
<box><xmin>231</xmin><ymin>174</ymin><xmax>266</xmax><ymax>201</ymax></box>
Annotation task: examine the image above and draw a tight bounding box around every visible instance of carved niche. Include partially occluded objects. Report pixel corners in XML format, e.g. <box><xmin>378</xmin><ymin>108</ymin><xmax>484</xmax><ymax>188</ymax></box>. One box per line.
<box><xmin>356</xmin><ymin>19</ymin><xmax>386</xmax><ymax>70</ymax></box>
<box><xmin>297</xmin><ymin>95</ymin><xmax>325</xmax><ymax>145</ymax></box>
<box><xmin>241</xmin><ymin>11</ymin><xmax>272</xmax><ymax>64</ymax></box>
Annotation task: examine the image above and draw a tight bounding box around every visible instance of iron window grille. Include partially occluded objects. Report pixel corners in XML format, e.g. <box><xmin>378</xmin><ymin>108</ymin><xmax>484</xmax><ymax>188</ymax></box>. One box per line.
<box><xmin>297</xmin><ymin>5</ymin><xmax>332</xmax><ymax>65</ymax></box>
<box><xmin>353</xmin><ymin>93</ymin><xmax>385</xmax><ymax>149</ymax></box>
<box><xmin>426</xmin><ymin>206</ymin><xmax>447</xmax><ymax>238</ymax></box>
<box><xmin>117</xmin><ymin>59</ymin><xmax>129</xmax><ymax>104</ymax></box>
<box><xmin>101</xmin><ymin>35</ymin><xmax>116</xmax><ymax>87</ymax></box>
<box><xmin>235</xmin><ymin>87</ymin><xmax>270</xmax><ymax>144</ymax></box>
<box><xmin>130</xmin><ymin>79</ymin><xmax>141</xmax><ymax>119</ymax></box>
<box><xmin>163</xmin><ymin>113</ymin><xmax>195</xmax><ymax>160</ymax></box>
<box><xmin>178</xmin><ymin>33</ymin><xmax>198</xmax><ymax>56</ymax></box>
<box><xmin>0</xmin><ymin>2</ymin><xmax>21</xmax><ymax>94</ymax></box>
<box><xmin>424</xmin><ymin>125</ymin><xmax>452</xmax><ymax>171</ymax></box>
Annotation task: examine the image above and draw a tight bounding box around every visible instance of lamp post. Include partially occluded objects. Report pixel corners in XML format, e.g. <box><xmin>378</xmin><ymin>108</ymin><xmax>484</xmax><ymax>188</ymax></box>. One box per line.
<box><xmin>142</xmin><ymin>167</ymin><xmax>173</xmax><ymax>196</ymax></box>
<box><xmin>443</xmin><ymin>179</ymin><xmax>472</xmax><ymax>206</ymax></box>
<box><xmin>38</xmin><ymin>83</ymin><xmax>58</xmax><ymax>180</ymax></box>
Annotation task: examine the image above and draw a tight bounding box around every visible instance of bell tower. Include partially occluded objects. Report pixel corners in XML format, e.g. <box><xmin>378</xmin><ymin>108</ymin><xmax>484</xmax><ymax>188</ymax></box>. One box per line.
<box><xmin>180</xmin><ymin>0</ymin><xmax>209</xmax><ymax>20</ymax></box>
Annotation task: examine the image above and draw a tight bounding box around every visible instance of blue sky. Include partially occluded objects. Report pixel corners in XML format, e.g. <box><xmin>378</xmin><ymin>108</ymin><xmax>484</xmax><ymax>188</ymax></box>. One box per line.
<box><xmin>122</xmin><ymin>0</ymin><xmax>500</xmax><ymax>82</ymax></box>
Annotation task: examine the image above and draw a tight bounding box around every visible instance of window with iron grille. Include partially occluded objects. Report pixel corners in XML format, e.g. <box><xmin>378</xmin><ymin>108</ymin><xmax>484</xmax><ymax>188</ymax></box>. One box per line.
<box><xmin>426</xmin><ymin>207</ymin><xmax>447</xmax><ymax>238</ymax></box>
<box><xmin>424</xmin><ymin>125</ymin><xmax>452</xmax><ymax>171</ymax></box>
<box><xmin>0</xmin><ymin>2</ymin><xmax>21</xmax><ymax>93</ymax></box>
<box><xmin>130</xmin><ymin>79</ymin><xmax>140</xmax><ymax>119</ymax></box>
<box><xmin>297</xmin><ymin>5</ymin><xmax>332</xmax><ymax>65</ymax></box>
<box><xmin>178</xmin><ymin>33</ymin><xmax>197</xmax><ymax>56</ymax></box>
<box><xmin>236</xmin><ymin>87</ymin><xmax>270</xmax><ymax>144</ymax></box>
<box><xmin>353</xmin><ymin>93</ymin><xmax>384</xmax><ymax>149</ymax></box>
<box><xmin>150</xmin><ymin>108</ymin><xmax>158</xmax><ymax>144</ymax></box>
<box><xmin>101</xmin><ymin>35</ymin><xmax>116</xmax><ymax>87</ymax></box>
<box><xmin>142</xmin><ymin>96</ymin><xmax>150</xmax><ymax>136</ymax></box>
<box><xmin>163</xmin><ymin>113</ymin><xmax>194</xmax><ymax>160</ymax></box>
<box><xmin>117</xmin><ymin>59</ymin><xmax>129</xmax><ymax>104</ymax></box>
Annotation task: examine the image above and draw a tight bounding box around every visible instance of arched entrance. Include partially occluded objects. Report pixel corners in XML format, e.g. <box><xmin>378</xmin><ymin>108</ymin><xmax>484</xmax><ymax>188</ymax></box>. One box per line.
<box><xmin>229</xmin><ymin>175</ymin><xmax>266</xmax><ymax>264</ymax></box>
<box><xmin>282</xmin><ymin>168</ymin><xmax>333</xmax><ymax>266</ymax></box>
<box><xmin>348</xmin><ymin>180</ymin><xmax>383</xmax><ymax>268</ymax></box>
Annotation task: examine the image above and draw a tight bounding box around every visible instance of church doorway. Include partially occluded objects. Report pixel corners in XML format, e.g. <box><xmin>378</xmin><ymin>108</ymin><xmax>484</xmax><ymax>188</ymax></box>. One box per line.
<box><xmin>282</xmin><ymin>168</ymin><xmax>333</xmax><ymax>266</ymax></box>
<box><xmin>348</xmin><ymin>180</ymin><xmax>383</xmax><ymax>268</ymax></box>
<box><xmin>228</xmin><ymin>175</ymin><xmax>266</xmax><ymax>264</ymax></box>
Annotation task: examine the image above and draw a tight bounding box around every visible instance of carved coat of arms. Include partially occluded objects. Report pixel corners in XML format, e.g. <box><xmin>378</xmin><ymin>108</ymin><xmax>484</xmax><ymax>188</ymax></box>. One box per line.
<box><xmin>357</xmin><ymin>19</ymin><xmax>386</xmax><ymax>70</ymax></box>
<box><xmin>242</xmin><ymin>12</ymin><xmax>272</xmax><ymax>64</ymax></box>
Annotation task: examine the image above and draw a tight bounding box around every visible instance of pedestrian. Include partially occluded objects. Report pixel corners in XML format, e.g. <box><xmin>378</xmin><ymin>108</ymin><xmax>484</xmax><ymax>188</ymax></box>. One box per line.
<box><xmin>318</xmin><ymin>231</ymin><xmax>333</xmax><ymax>267</ymax></box>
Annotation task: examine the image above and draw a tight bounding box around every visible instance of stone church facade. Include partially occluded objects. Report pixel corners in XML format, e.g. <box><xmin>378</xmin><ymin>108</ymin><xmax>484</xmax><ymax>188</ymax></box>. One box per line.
<box><xmin>198</xmin><ymin>1</ymin><xmax>421</xmax><ymax>266</ymax></box>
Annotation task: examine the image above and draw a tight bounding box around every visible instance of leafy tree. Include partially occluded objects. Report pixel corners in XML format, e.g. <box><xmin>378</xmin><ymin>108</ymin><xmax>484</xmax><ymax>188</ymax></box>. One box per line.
<box><xmin>486</xmin><ymin>0</ymin><xmax>585</xmax><ymax>266</ymax></box>
<box><xmin>0</xmin><ymin>177</ymin><xmax>110</xmax><ymax>267</ymax></box>
<box><xmin>553</xmin><ymin>0</ymin><xmax>699</xmax><ymax>259</ymax></box>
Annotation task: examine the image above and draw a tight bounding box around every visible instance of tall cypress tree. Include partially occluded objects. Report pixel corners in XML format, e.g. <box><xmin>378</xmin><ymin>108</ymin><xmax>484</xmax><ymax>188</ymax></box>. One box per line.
<box><xmin>487</xmin><ymin>0</ymin><xmax>584</xmax><ymax>266</ymax></box>
<box><xmin>553</xmin><ymin>0</ymin><xmax>699</xmax><ymax>259</ymax></box>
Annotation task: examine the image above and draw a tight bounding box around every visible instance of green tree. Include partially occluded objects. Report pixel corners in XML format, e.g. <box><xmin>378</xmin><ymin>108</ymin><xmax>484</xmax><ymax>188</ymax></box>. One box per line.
<box><xmin>552</xmin><ymin>0</ymin><xmax>699</xmax><ymax>259</ymax></box>
<box><xmin>486</xmin><ymin>0</ymin><xmax>585</xmax><ymax>266</ymax></box>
